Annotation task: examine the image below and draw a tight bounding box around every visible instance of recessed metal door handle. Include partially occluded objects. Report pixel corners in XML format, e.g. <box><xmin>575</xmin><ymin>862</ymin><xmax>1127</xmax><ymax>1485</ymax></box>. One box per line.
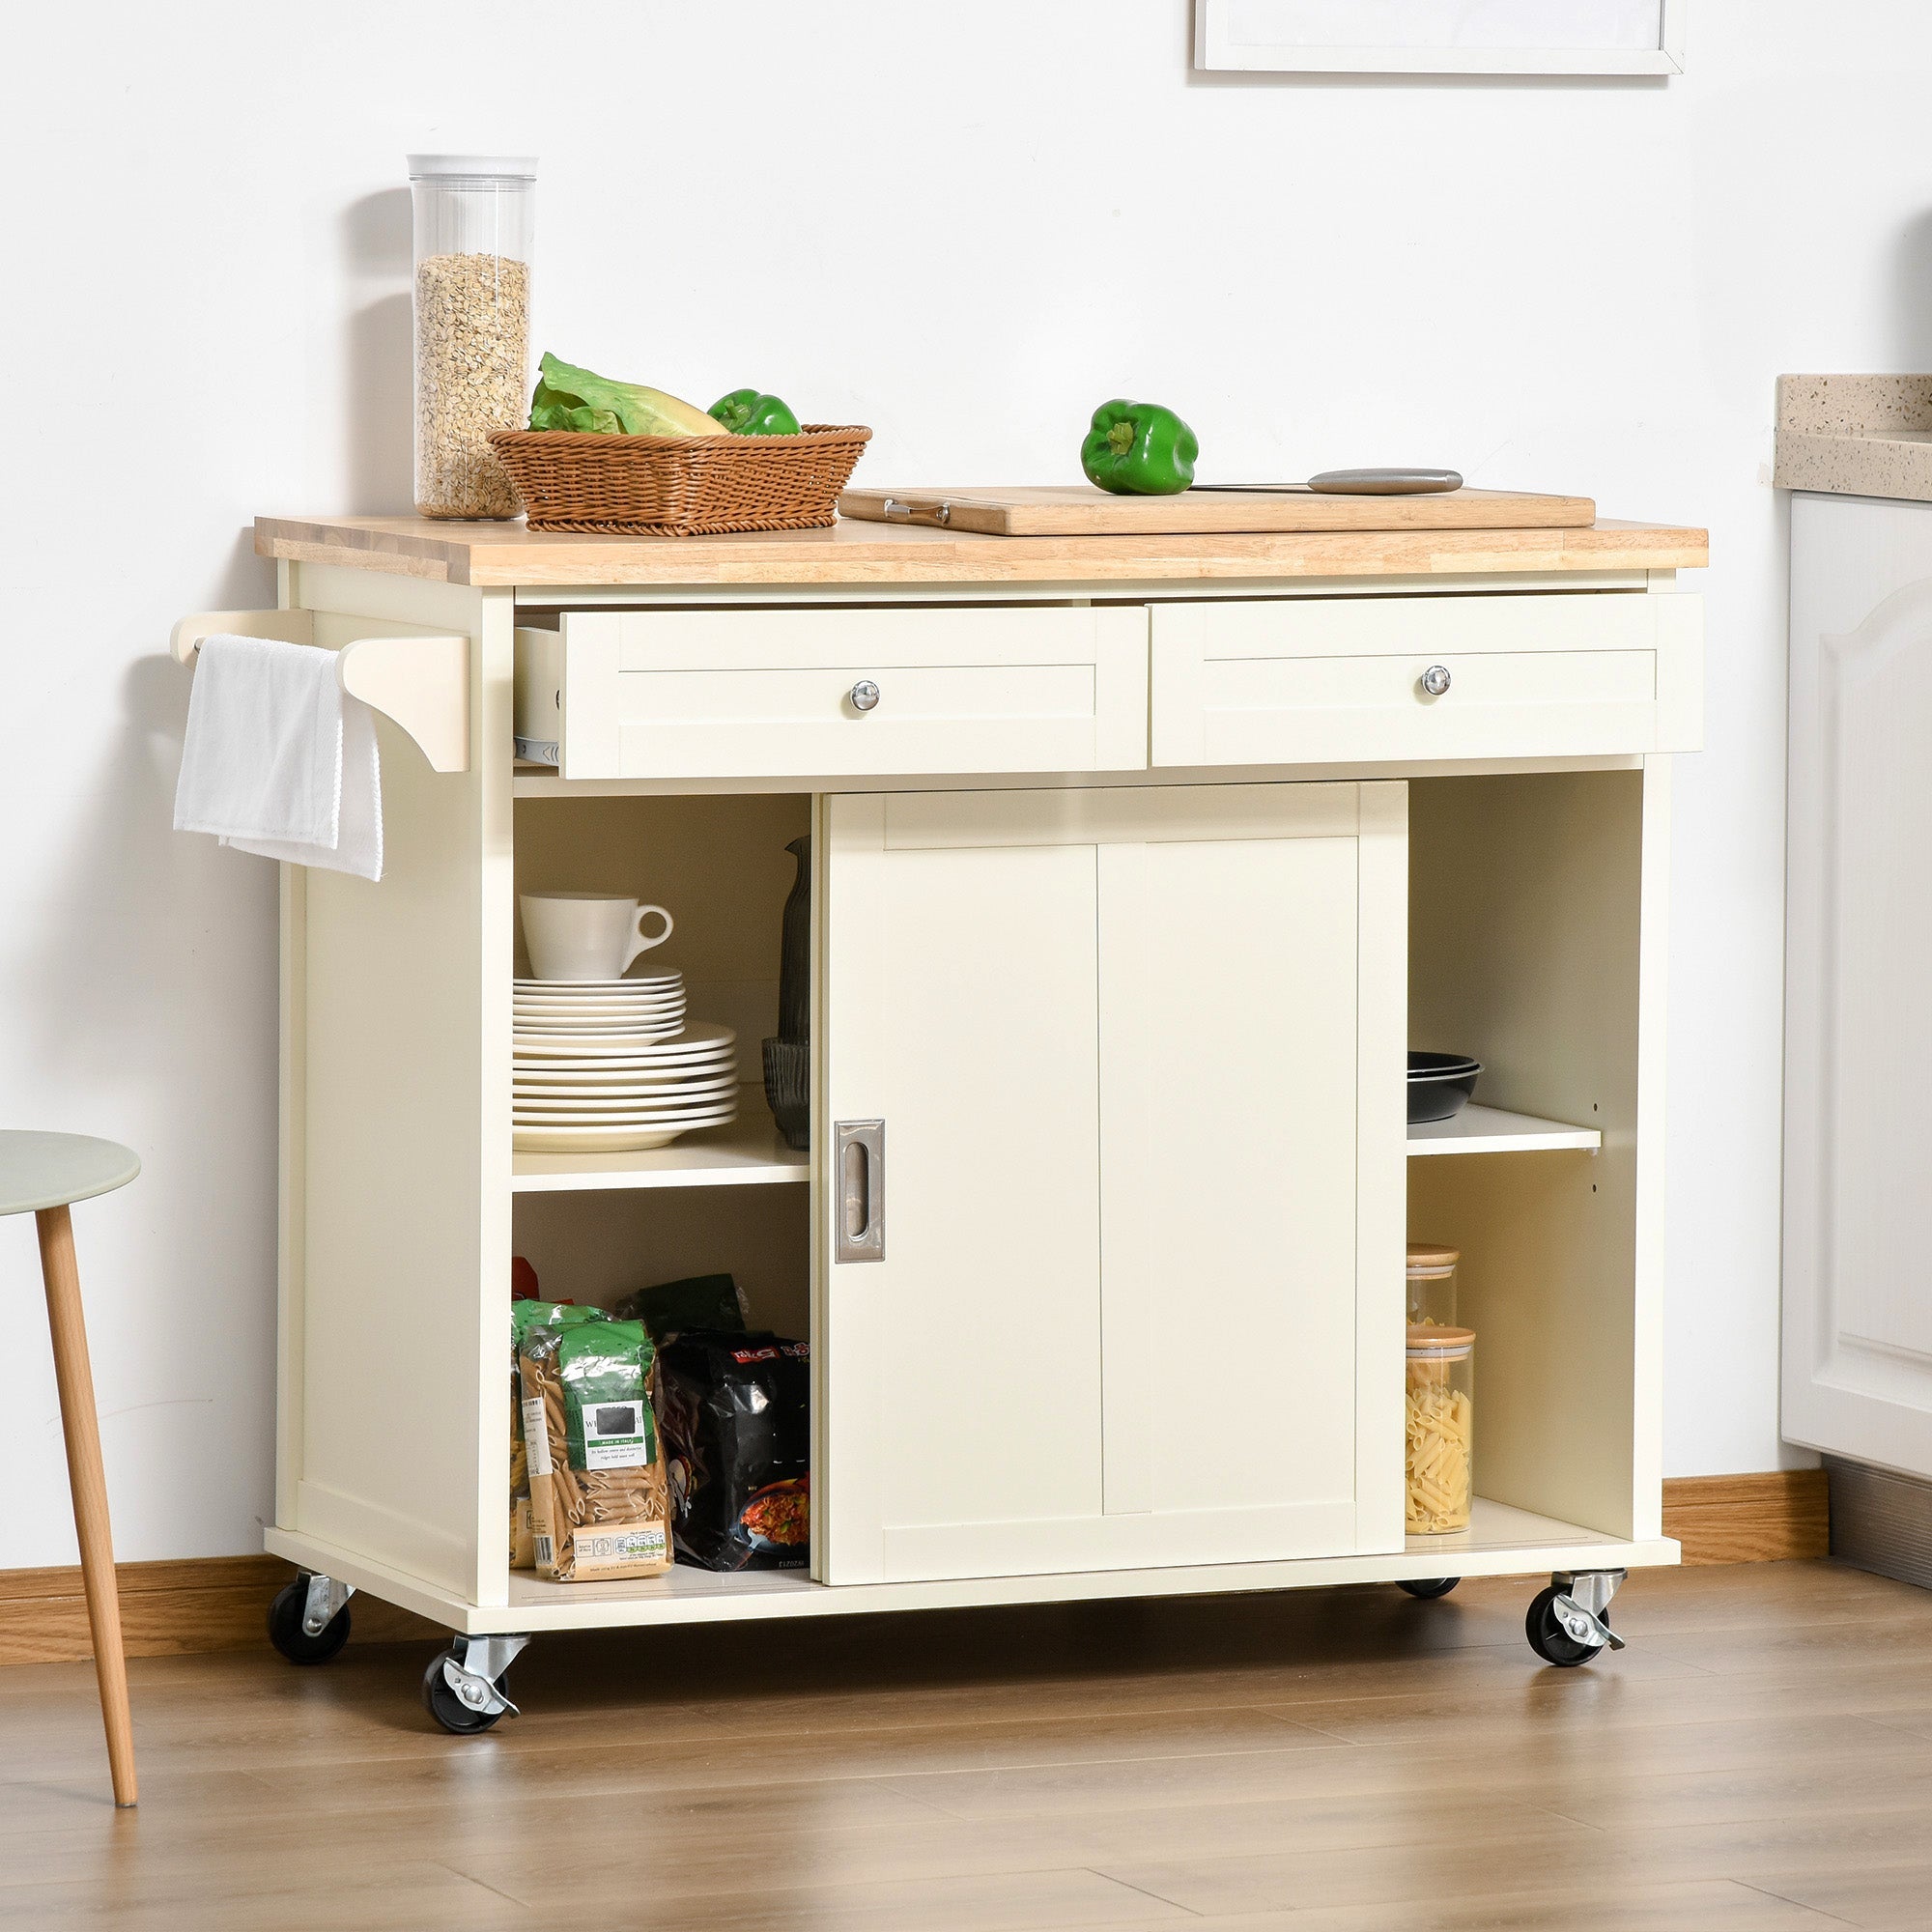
<box><xmin>850</xmin><ymin>680</ymin><xmax>881</xmax><ymax>712</ymax></box>
<box><xmin>835</xmin><ymin>1120</ymin><xmax>885</xmax><ymax>1263</ymax></box>
<box><xmin>1420</xmin><ymin>664</ymin><xmax>1452</xmax><ymax>697</ymax></box>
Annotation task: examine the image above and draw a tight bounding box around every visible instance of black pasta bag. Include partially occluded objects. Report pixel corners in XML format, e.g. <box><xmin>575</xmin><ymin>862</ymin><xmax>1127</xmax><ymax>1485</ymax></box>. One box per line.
<box><xmin>654</xmin><ymin>1328</ymin><xmax>810</xmax><ymax>1570</ymax></box>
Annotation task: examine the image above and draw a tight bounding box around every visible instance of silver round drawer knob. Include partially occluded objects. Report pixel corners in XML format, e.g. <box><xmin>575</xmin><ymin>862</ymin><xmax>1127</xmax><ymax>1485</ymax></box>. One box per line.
<box><xmin>850</xmin><ymin>680</ymin><xmax>881</xmax><ymax>713</ymax></box>
<box><xmin>1419</xmin><ymin>664</ymin><xmax>1452</xmax><ymax>697</ymax></box>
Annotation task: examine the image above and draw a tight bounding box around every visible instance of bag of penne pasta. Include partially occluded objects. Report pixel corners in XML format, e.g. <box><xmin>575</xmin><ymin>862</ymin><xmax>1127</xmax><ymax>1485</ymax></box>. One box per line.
<box><xmin>519</xmin><ymin>1320</ymin><xmax>672</xmax><ymax>1582</ymax></box>
<box><xmin>509</xmin><ymin>1297</ymin><xmax>611</xmax><ymax>1570</ymax></box>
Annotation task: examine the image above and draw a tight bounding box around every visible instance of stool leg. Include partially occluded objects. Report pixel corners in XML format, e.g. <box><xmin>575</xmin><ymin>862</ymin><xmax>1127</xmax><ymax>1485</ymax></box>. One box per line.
<box><xmin>36</xmin><ymin>1205</ymin><xmax>136</xmax><ymax>1808</ymax></box>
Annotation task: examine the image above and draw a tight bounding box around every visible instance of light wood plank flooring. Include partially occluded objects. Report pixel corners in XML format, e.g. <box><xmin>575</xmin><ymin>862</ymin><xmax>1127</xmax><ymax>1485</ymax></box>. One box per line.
<box><xmin>3</xmin><ymin>1561</ymin><xmax>1930</xmax><ymax>1928</ymax></box>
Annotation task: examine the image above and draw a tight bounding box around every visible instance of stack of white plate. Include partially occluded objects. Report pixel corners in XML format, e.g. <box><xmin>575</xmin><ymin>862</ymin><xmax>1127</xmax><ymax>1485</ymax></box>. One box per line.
<box><xmin>514</xmin><ymin>990</ymin><xmax>739</xmax><ymax>1151</ymax></box>
<box><xmin>515</xmin><ymin>970</ymin><xmax>687</xmax><ymax>1046</ymax></box>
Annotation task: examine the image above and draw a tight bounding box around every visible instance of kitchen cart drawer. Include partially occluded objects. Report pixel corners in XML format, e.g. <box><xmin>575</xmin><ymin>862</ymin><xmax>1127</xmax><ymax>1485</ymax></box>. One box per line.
<box><xmin>1151</xmin><ymin>592</ymin><xmax>1702</xmax><ymax>767</ymax></box>
<box><xmin>520</xmin><ymin>607</ymin><xmax>1150</xmax><ymax>781</ymax></box>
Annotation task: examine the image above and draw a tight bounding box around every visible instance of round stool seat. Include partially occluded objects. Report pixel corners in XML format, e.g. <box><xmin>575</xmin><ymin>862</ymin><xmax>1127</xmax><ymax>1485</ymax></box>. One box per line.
<box><xmin>0</xmin><ymin>1132</ymin><xmax>140</xmax><ymax>1218</ymax></box>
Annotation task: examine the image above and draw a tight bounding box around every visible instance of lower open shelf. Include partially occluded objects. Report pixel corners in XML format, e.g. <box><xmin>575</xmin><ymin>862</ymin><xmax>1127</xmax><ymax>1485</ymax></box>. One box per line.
<box><xmin>511</xmin><ymin>1089</ymin><xmax>806</xmax><ymax>1192</ymax></box>
<box><xmin>1406</xmin><ymin>1103</ymin><xmax>1601</xmax><ymax>1156</ymax></box>
<box><xmin>268</xmin><ymin>1498</ymin><xmax>1677</xmax><ymax>1638</ymax></box>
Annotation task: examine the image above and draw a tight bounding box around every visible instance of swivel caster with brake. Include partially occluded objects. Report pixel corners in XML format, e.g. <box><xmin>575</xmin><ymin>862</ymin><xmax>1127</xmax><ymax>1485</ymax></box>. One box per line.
<box><xmin>422</xmin><ymin>1634</ymin><xmax>531</xmax><ymax>1734</ymax></box>
<box><xmin>1525</xmin><ymin>1569</ymin><xmax>1627</xmax><ymax>1667</ymax></box>
<box><xmin>267</xmin><ymin>1573</ymin><xmax>355</xmax><ymax>1664</ymax></box>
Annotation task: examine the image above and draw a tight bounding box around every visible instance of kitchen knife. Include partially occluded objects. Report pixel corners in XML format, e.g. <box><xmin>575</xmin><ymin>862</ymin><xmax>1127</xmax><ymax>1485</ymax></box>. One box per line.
<box><xmin>1192</xmin><ymin>468</ymin><xmax>1464</xmax><ymax>496</ymax></box>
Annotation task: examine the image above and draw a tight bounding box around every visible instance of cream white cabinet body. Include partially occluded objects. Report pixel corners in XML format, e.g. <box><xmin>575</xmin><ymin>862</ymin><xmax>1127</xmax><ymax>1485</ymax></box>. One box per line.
<box><xmin>1784</xmin><ymin>492</ymin><xmax>1932</xmax><ymax>1476</ymax></box>
<box><xmin>818</xmin><ymin>781</ymin><xmax>1406</xmax><ymax>1582</ymax></box>
<box><xmin>228</xmin><ymin>517</ymin><xmax>1702</xmax><ymax>1645</ymax></box>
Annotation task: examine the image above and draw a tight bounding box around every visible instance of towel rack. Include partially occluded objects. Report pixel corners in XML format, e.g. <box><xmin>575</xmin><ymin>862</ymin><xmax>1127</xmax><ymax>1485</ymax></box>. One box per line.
<box><xmin>171</xmin><ymin>611</ymin><xmax>470</xmax><ymax>776</ymax></box>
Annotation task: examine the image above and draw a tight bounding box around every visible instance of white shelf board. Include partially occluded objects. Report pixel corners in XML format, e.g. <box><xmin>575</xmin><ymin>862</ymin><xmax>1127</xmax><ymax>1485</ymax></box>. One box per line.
<box><xmin>511</xmin><ymin>1091</ymin><xmax>806</xmax><ymax>1193</ymax></box>
<box><xmin>1407</xmin><ymin>1102</ymin><xmax>1600</xmax><ymax>1157</ymax></box>
<box><xmin>267</xmin><ymin>1497</ymin><xmax>1675</xmax><ymax>1637</ymax></box>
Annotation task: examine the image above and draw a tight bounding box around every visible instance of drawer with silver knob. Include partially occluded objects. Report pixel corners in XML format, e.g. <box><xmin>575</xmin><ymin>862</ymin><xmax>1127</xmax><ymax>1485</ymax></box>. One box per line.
<box><xmin>522</xmin><ymin>605</ymin><xmax>1151</xmax><ymax>781</ymax></box>
<box><xmin>1150</xmin><ymin>591</ymin><xmax>1702</xmax><ymax>766</ymax></box>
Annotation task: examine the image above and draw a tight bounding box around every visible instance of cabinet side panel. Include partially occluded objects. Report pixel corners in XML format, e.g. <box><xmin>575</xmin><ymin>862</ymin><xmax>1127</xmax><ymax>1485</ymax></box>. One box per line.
<box><xmin>296</xmin><ymin>611</ymin><xmax>493</xmax><ymax>1603</ymax></box>
<box><xmin>1406</xmin><ymin>770</ymin><xmax>1644</xmax><ymax>1540</ymax></box>
<box><xmin>1355</xmin><ymin>781</ymin><xmax>1409</xmax><ymax>1552</ymax></box>
<box><xmin>1784</xmin><ymin>493</ymin><xmax>1932</xmax><ymax>1472</ymax></box>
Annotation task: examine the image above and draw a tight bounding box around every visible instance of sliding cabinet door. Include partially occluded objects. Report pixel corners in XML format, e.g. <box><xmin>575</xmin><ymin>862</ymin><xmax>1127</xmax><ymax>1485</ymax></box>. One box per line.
<box><xmin>817</xmin><ymin>781</ymin><xmax>1406</xmax><ymax>1584</ymax></box>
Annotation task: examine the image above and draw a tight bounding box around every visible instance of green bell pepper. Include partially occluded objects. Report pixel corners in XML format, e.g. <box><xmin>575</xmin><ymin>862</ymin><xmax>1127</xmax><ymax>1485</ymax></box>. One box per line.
<box><xmin>710</xmin><ymin>388</ymin><xmax>801</xmax><ymax>437</ymax></box>
<box><xmin>1080</xmin><ymin>399</ymin><xmax>1198</xmax><ymax>497</ymax></box>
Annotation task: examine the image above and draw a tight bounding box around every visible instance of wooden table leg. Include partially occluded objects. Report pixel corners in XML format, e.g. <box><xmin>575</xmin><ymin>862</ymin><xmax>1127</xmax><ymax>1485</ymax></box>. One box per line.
<box><xmin>36</xmin><ymin>1204</ymin><xmax>136</xmax><ymax>1808</ymax></box>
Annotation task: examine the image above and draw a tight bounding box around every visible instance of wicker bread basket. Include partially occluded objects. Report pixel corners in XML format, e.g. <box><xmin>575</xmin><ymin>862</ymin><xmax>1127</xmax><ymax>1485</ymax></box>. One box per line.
<box><xmin>488</xmin><ymin>424</ymin><xmax>871</xmax><ymax>536</ymax></box>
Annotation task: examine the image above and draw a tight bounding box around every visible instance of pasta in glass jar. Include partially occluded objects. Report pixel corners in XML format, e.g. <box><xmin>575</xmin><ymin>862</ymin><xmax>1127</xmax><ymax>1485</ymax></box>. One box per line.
<box><xmin>1406</xmin><ymin>1325</ymin><xmax>1474</xmax><ymax>1533</ymax></box>
<box><xmin>1406</xmin><ymin>1241</ymin><xmax>1459</xmax><ymax>1328</ymax></box>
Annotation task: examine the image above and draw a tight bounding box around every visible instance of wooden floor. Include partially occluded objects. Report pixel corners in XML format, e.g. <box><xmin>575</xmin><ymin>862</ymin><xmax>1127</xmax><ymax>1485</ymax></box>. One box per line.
<box><xmin>2</xmin><ymin>1561</ymin><xmax>1930</xmax><ymax>1928</ymax></box>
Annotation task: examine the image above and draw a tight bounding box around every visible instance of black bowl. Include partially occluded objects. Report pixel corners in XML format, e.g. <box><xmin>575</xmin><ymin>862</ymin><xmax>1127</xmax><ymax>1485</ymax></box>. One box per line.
<box><xmin>1407</xmin><ymin>1050</ymin><xmax>1481</xmax><ymax>1124</ymax></box>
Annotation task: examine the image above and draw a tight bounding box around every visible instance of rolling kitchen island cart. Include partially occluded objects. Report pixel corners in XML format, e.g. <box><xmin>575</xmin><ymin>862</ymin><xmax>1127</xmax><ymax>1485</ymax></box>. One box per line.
<box><xmin>177</xmin><ymin>498</ymin><xmax>1704</xmax><ymax>1728</ymax></box>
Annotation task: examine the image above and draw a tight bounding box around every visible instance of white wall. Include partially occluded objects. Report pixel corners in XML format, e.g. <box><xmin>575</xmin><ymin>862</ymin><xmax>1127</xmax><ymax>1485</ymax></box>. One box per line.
<box><xmin>2</xmin><ymin>0</ymin><xmax>1910</xmax><ymax>1566</ymax></box>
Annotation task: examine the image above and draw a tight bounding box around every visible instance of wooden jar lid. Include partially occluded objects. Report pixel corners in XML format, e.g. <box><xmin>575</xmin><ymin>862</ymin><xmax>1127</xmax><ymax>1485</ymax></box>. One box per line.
<box><xmin>1406</xmin><ymin>1323</ymin><xmax>1475</xmax><ymax>1354</ymax></box>
<box><xmin>1406</xmin><ymin>1242</ymin><xmax>1460</xmax><ymax>1274</ymax></box>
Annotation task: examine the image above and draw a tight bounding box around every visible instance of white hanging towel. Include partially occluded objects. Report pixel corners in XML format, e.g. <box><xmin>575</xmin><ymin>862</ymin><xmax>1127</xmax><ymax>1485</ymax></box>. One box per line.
<box><xmin>173</xmin><ymin>634</ymin><xmax>384</xmax><ymax>881</ymax></box>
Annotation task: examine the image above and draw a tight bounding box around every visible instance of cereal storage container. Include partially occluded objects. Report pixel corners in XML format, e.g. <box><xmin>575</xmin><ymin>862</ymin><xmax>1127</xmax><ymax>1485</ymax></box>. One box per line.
<box><xmin>1406</xmin><ymin>1242</ymin><xmax>1459</xmax><ymax>1328</ymax></box>
<box><xmin>409</xmin><ymin>155</ymin><xmax>536</xmax><ymax>520</ymax></box>
<box><xmin>1405</xmin><ymin>1324</ymin><xmax>1474</xmax><ymax>1533</ymax></box>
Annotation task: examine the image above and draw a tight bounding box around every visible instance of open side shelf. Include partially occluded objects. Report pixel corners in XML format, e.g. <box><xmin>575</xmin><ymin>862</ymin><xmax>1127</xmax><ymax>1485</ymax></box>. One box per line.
<box><xmin>1406</xmin><ymin>1102</ymin><xmax>1600</xmax><ymax>1156</ymax></box>
<box><xmin>267</xmin><ymin>1497</ymin><xmax>1674</xmax><ymax>1638</ymax></box>
<box><xmin>511</xmin><ymin>1088</ymin><xmax>805</xmax><ymax>1192</ymax></box>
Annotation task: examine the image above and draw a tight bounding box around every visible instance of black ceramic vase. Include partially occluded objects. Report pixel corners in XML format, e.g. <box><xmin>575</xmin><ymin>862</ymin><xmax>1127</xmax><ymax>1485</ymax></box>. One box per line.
<box><xmin>763</xmin><ymin>835</ymin><xmax>810</xmax><ymax>1151</ymax></box>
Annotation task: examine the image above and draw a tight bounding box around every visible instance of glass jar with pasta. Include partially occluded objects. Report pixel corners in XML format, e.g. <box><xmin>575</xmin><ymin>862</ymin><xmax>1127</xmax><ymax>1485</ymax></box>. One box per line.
<box><xmin>1406</xmin><ymin>1242</ymin><xmax>1459</xmax><ymax>1328</ymax></box>
<box><xmin>1406</xmin><ymin>1325</ymin><xmax>1474</xmax><ymax>1533</ymax></box>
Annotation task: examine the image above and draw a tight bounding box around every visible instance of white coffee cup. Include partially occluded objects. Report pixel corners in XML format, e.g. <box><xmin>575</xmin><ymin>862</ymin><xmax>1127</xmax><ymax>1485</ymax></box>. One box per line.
<box><xmin>521</xmin><ymin>893</ymin><xmax>674</xmax><ymax>981</ymax></box>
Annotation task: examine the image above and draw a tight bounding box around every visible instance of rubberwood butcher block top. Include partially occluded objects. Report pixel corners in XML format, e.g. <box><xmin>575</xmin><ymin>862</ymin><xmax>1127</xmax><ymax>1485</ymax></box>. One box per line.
<box><xmin>255</xmin><ymin>512</ymin><xmax>1709</xmax><ymax>589</ymax></box>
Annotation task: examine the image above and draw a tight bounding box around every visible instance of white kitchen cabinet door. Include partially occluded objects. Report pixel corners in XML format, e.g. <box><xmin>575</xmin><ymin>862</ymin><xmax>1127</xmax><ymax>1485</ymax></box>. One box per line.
<box><xmin>1785</xmin><ymin>493</ymin><xmax>1932</xmax><ymax>1477</ymax></box>
<box><xmin>817</xmin><ymin>781</ymin><xmax>1406</xmax><ymax>1584</ymax></box>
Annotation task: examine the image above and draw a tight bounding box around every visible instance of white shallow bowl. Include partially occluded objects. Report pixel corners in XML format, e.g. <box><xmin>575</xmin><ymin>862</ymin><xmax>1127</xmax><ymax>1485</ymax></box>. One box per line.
<box><xmin>513</xmin><ymin>1058</ymin><xmax>738</xmax><ymax>1082</ymax></box>
<box><xmin>514</xmin><ymin>1022</ymin><xmax>734</xmax><ymax>1061</ymax></box>
<box><xmin>515</xmin><ymin>1003</ymin><xmax>685</xmax><ymax>1016</ymax></box>
<box><xmin>514</xmin><ymin>1020</ymin><xmax>688</xmax><ymax>1036</ymax></box>
<box><xmin>515</xmin><ymin>974</ymin><xmax>683</xmax><ymax>993</ymax></box>
<box><xmin>514</xmin><ymin>1063</ymin><xmax>738</xmax><ymax>1085</ymax></box>
<box><xmin>514</xmin><ymin>1075</ymin><xmax>740</xmax><ymax>1103</ymax></box>
<box><xmin>514</xmin><ymin>1085</ymin><xmax>740</xmax><ymax>1111</ymax></box>
<box><xmin>513</xmin><ymin>1116</ymin><xmax>736</xmax><ymax>1153</ymax></box>
<box><xmin>512</xmin><ymin>1029</ymin><xmax>692</xmax><ymax>1053</ymax></box>
<box><xmin>514</xmin><ymin>989</ymin><xmax>688</xmax><ymax>1005</ymax></box>
<box><xmin>514</xmin><ymin>1107</ymin><xmax>740</xmax><ymax>1128</ymax></box>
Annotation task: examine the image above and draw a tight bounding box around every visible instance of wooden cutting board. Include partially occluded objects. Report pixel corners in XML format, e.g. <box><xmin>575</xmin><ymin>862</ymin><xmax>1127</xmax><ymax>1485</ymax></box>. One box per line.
<box><xmin>838</xmin><ymin>483</ymin><xmax>1597</xmax><ymax>536</ymax></box>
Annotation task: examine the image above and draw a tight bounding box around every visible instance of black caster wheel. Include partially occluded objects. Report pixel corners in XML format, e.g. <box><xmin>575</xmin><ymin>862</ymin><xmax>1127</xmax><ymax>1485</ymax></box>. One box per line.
<box><xmin>267</xmin><ymin>1577</ymin><xmax>352</xmax><ymax>1664</ymax></box>
<box><xmin>422</xmin><ymin>1651</ymin><xmax>507</xmax><ymax>1734</ymax></box>
<box><xmin>1397</xmin><ymin>1577</ymin><xmax>1460</xmax><ymax>1600</ymax></box>
<box><xmin>1525</xmin><ymin>1584</ymin><xmax>1606</xmax><ymax>1666</ymax></box>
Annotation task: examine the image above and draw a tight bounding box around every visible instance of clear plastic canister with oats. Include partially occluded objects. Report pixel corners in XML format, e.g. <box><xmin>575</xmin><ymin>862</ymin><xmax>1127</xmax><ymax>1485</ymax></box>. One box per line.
<box><xmin>1406</xmin><ymin>1324</ymin><xmax>1474</xmax><ymax>1534</ymax></box>
<box><xmin>409</xmin><ymin>155</ymin><xmax>535</xmax><ymax>520</ymax></box>
<box><xmin>1406</xmin><ymin>1241</ymin><xmax>1459</xmax><ymax>1329</ymax></box>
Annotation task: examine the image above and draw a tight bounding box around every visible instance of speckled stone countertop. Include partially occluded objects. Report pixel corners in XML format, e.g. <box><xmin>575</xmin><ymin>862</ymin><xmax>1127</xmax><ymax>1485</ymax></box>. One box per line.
<box><xmin>1776</xmin><ymin>375</ymin><xmax>1932</xmax><ymax>498</ymax></box>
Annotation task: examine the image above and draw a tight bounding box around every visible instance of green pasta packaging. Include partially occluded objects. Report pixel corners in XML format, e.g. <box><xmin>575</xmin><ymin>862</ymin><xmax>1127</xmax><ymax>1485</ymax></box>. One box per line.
<box><xmin>519</xmin><ymin>1320</ymin><xmax>672</xmax><ymax>1582</ymax></box>
<box><xmin>508</xmin><ymin>1298</ymin><xmax>610</xmax><ymax>1570</ymax></box>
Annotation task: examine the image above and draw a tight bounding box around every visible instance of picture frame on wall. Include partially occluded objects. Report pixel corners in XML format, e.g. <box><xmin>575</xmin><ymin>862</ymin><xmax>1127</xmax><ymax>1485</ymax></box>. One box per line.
<box><xmin>1194</xmin><ymin>0</ymin><xmax>1687</xmax><ymax>75</ymax></box>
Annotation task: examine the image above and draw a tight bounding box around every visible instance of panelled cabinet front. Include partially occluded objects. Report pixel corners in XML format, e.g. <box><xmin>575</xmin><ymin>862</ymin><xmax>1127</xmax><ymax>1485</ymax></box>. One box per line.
<box><xmin>816</xmin><ymin>781</ymin><xmax>1407</xmax><ymax>1585</ymax></box>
